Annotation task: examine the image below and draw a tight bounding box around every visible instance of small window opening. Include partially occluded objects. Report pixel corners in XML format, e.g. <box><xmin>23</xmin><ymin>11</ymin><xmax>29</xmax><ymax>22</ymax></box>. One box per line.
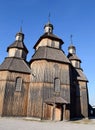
<box><xmin>54</xmin><ymin>78</ymin><xmax>61</xmax><ymax>93</ymax></box>
<box><xmin>15</xmin><ymin>77</ymin><xmax>22</xmax><ymax>92</ymax></box>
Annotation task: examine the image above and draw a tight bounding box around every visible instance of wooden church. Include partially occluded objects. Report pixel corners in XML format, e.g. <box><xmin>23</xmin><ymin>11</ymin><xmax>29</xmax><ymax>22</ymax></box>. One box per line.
<box><xmin>0</xmin><ymin>21</ymin><xmax>89</xmax><ymax>121</ymax></box>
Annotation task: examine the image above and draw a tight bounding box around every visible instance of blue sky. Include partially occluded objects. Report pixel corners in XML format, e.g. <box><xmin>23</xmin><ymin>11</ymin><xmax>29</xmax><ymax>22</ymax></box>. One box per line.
<box><xmin>0</xmin><ymin>0</ymin><xmax>95</xmax><ymax>105</ymax></box>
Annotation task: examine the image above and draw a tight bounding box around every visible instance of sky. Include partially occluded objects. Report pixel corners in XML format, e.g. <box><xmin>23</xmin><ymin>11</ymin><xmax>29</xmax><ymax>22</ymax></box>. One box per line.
<box><xmin>0</xmin><ymin>0</ymin><xmax>95</xmax><ymax>105</ymax></box>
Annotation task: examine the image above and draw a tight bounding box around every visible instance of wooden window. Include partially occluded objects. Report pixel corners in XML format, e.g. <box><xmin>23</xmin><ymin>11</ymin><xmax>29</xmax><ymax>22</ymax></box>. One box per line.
<box><xmin>54</xmin><ymin>78</ymin><xmax>60</xmax><ymax>92</ymax></box>
<box><xmin>15</xmin><ymin>77</ymin><xmax>22</xmax><ymax>92</ymax></box>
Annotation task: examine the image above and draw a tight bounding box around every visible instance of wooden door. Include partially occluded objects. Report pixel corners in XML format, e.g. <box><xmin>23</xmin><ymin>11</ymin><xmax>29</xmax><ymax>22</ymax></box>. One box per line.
<box><xmin>55</xmin><ymin>105</ymin><xmax>62</xmax><ymax>121</ymax></box>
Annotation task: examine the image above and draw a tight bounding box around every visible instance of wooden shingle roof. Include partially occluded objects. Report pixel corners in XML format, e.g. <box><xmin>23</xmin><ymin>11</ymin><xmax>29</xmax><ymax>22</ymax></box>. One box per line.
<box><xmin>34</xmin><ymin>33</ymin><xmax>64</xmax><ymax>49</ymax></box>
<box><xmin>68</xmin><ymin>53</ymin><xmax>81</xmax><ymax>62</ymax></box>
<box><xmin>0</xmin><ymin>57</ymin><xmax>31</xmax><ymax>74</ymax></box>
<box><xmin>45</xmin><ymin>96</ymin><xmax>68</xmax><ymax>104</ymax></box>
<box><xmin>72</xmin><ymin>67</ymin><xmax>88</xmax><ymax>82</ymax></box>
<box><xmin>76</xmin><ymin>68</ymin><xmax>88</xmax><ymax>81</ymax></box>
<box><xmin>7</xmin><ymin>41</ymin><xmax>28</xmax><ymax>53</ymax></box>
<box><xmin>31</xmin><ymin>46</ymin><xmax>70</xmax><ymax>64</ymax></box>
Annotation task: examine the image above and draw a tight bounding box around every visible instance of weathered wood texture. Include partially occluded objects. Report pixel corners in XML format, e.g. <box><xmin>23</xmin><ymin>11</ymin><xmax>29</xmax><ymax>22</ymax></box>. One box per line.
<box><xmin>70</xmin><ymin>66</ymin><xmax>88</xmax><ymax>119</ymax></box>
<box><xmin>30</xmin><ymin>60</ymin><xmax>70</xmax><ymax>99</ymax></box>
<box><xmin>27</xmin><ymin>83</ymin><xmax>43</xmax><ymax>118</ymax></box>
<box><xmin>0</xmin><ymin>59</ymin><xmax>88</xmax><ymax>120</ymax></box>
<box><xmin>35</xmin><ymin>38</ymin><xmax>60</xmax><ymax>51</ymax></box>
<box><xmin>71</xmin><ymin>81</ymin><xmax>88</xmax><ymax>118</ymax></box>
<box><xmin>0</xmin><ymin>71</ymin><xmax>30</xmax><ymax>116</ymax></box>
<box><xmin>0</xmin><ymin>71</ymin><xmax>8</xmax><ymax>116</ymax></box>
<box><xmin>43</xmin><ymin>104</ymin><xmax>53</xmax><ymax>120</ymax></box>
<box><xmin>28</xmin><ymin>60</ymin><xmax>71</xmax><ymax>120</ymax></box>
<box><xmin>79</xmin><ymin>81</ymin><xmax>88</xmax><ymax>117</ymax></box>
<box><xmin>31</xmin><ymin>60</ymin><xmax>70</xmax><ymax>83</ymax></box>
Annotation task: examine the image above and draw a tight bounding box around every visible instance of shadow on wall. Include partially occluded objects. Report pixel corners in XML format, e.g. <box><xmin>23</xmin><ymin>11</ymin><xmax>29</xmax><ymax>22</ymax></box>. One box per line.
<box><xmin>88</xmin><ymin>104</ymin><xmax>95</xmax><ymax>119</ymax></box>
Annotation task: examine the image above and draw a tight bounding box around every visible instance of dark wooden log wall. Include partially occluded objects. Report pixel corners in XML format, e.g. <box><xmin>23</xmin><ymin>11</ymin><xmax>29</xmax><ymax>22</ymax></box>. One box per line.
<box><xmin>79</xmin><ymin>81</ymin><xmax>88</xmax><ymax>118</ymax></box>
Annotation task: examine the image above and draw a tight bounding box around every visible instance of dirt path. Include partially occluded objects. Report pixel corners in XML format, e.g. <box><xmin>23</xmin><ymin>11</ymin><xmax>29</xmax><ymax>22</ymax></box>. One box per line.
<box><xmin>0</xmin><ymin>118</ymin><xmax>95</xmax><ymax>130</ymax></box>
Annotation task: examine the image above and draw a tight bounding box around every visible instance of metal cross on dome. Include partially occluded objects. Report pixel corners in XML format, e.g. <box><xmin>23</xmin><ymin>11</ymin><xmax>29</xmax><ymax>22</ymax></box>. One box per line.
<box><xmin>48</xmin><ymin>13</ymin><xmax>51</xmax><ymax>23</ymax></box>
<box><xmin>70</xmin><ymin>34</ymin><xmax>73</xmax><ymax>45</ymax></box>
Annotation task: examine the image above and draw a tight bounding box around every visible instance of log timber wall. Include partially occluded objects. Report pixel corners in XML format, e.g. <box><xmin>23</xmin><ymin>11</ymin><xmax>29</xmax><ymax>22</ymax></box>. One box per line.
<box><xmin>27</xmin><ymin>60</ymin><xmax>71</xmax><ymax>120</ymax></box>
<box><xmin>0</xmin><ymin>71</ymin><xmax>30</xmax><ymax>116</ymax></box>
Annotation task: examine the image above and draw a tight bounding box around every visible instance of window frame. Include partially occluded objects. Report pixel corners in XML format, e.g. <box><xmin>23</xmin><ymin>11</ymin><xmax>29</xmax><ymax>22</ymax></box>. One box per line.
<box><xmin>15</xmin><ymin>77</ymin><xmax>22</xmax><ymax>92</ymax></box>
<box><xmin>54</xmin><ymin>77</ymin><xmax>61</xmax><ymax>93</ymax></box>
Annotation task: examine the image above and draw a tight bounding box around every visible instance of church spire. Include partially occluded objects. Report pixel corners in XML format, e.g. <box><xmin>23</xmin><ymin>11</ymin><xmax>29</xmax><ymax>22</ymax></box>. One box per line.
<box><xmin>70</xmin><ymin>34</ymin><xmax>73</xmax><ymax>45</ymax></box>
<box><xmin>15</xmin><ymin>27</ymin><xmax>24</xmax><ymax>42</ymax></box>
<box><xmin>44</xmin><ymin>13</ymin><xmax>54</xmax><ymax>34</ymax></box>
<box><xmin>48</xmin><ymin>13</ymin><xmax>51</xmax><ymax>23</ymax></box>
<box><xmin>67</xmin><ymin>35</ymin><xmax>81</xmax><ymax>69</ymax></box>
<box><xmin>20</xmin><ymin>26</ymin><xmax>22</xmax><ymax>33</ymax></box>
<box><xmin>68</xmin><ymin>35</ymin><xmax>76</xmax><ymax>54</ymax></box>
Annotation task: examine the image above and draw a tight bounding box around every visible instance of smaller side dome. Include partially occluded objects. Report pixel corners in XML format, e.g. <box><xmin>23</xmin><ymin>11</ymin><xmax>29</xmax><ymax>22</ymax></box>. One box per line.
<box><xmin>44</xmin><ymin>21</ymin><xmax>54</xmax><ymax>33</ymax></box>
<box><xmin>15</xmin><ymin>32</ymin><xmax>24</xmax><ymax>42</ymax></box>
<box><xmin>68</xmin><ymin>45</ymin><xmax>76</xmax><ymax>54</ymax></box>
<box><xmin>7</xmin><ymin>30</ymin><xmax>28</xmax><ymax>60</ymax></box>
<box><xmin>68</xmin><ymin>43</ymin><xmax>81</xmax><ymax>69</ymax></box>
<box><xmin>68</xmin><ymin>35</ymin><xmax>76</xmax><ymax>54</ymax></box>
